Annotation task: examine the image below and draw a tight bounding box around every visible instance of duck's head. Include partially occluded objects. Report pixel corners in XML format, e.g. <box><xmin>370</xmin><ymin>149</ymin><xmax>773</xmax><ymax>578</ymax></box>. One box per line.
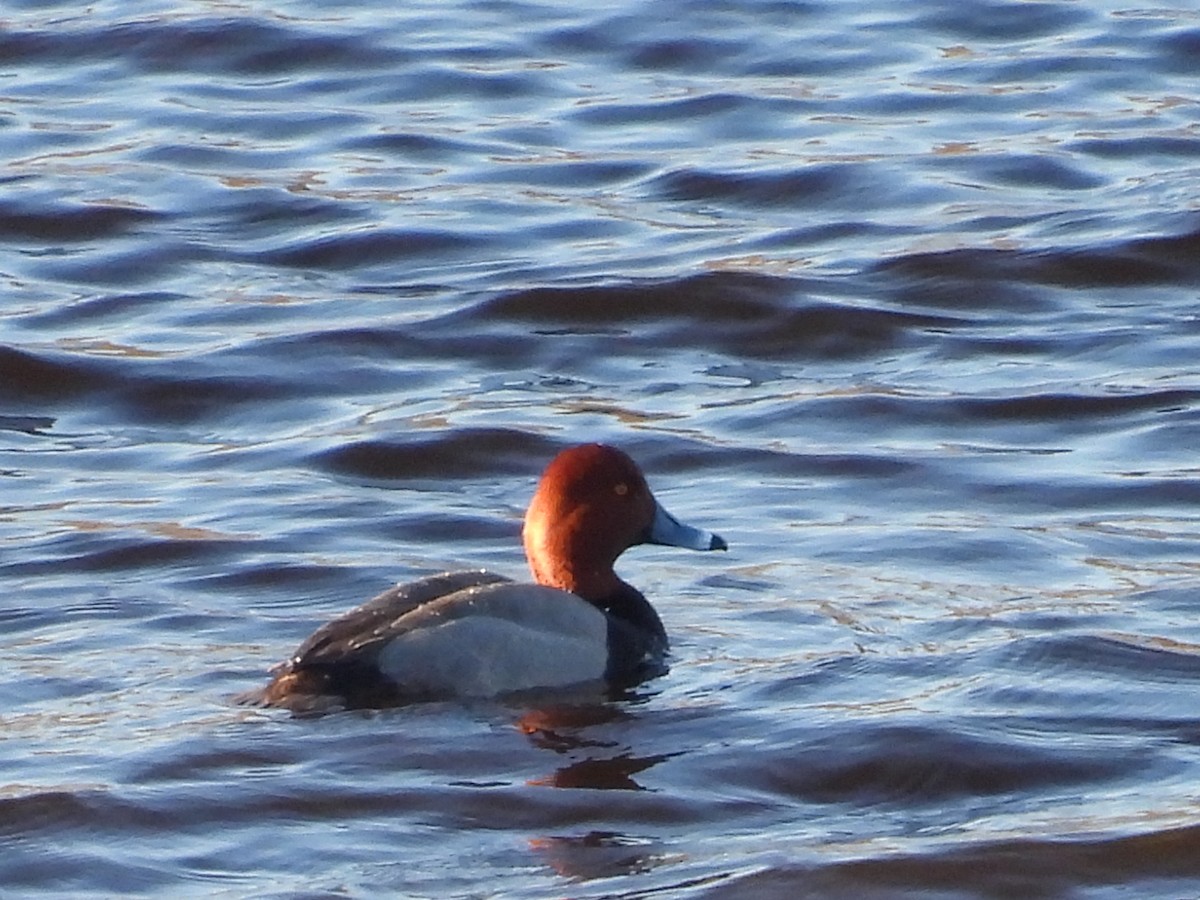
<box><xmin>522</xmin><ymin>443</ymin><xmax>726</xmax><ymax>601</ymax></box>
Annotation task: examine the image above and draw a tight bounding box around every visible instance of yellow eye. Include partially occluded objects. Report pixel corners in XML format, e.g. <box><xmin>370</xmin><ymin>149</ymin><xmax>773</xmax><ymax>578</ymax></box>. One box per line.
<box><xmin>614</xmin><ymin>483</ymin><xmax>628</xmax><ymax>496</ymax></box>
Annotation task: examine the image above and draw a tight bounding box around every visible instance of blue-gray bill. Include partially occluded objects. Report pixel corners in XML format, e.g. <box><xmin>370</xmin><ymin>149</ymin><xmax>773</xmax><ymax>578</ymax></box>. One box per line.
<box><xmin>645</xmin><ymin>502</ymin><xmax>728</xmax><ymax>552</ymax></box>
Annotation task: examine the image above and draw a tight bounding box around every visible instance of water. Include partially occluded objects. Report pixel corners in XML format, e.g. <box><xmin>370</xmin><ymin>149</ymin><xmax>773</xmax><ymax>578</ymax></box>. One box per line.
<box><xmin>3</xmin><ymin>0</ymin><xmax>1200</xmax><ymax>896</ymax></box>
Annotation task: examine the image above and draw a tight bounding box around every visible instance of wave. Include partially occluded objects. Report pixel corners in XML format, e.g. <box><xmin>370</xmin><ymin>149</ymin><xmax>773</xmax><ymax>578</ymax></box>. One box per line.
<box><xmin>706</xmin><ymin>823</ymin><xmax>1200</xmax><ymax>898</ymax></box>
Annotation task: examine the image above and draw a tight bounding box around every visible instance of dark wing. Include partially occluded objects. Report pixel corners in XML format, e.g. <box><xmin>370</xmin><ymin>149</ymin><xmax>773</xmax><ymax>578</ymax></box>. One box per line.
<box><xmin>290</xmin><ymin>569</ymin><xmax>512</xmax><ymax>669</ymax></box>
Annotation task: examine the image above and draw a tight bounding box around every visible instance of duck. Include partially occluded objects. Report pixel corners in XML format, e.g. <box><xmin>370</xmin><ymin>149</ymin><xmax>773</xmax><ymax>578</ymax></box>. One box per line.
<box><xmin>252</xmin><ymin>443</ymin><xmax>726</xmax><ymax>710</ymax></box>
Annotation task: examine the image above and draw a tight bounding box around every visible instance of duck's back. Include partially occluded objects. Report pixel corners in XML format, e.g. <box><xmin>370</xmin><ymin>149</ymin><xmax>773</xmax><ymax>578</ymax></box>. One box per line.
<box><xmin>292</xmin><ymin>569</ymin><xmax>511</xmax><ymax>668</ymax></box>
<box><xmin>254</xmin><ymin>570</ymin><xmax>510</xmax><ymax>710</ymax></box>
<box><xmin>251</xmin><ymin>569</ymin><xmax>657</xmax><ymax>710</ymax></box>
<box><xmin>373</xmin><ymin>579</ymin><xmax>615</xmax><ymax>697</ymax></box>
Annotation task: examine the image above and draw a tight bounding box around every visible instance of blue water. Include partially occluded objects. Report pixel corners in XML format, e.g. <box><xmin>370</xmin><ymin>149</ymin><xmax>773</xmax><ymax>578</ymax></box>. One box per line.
<box><xmin>4</xmin><ymin>0</ymin><xmax>1200</xmax><ymax>896</ymax></box>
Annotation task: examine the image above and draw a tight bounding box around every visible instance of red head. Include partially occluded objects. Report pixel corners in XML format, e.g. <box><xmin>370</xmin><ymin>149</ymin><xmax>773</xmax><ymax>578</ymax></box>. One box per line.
<box><xmin>522</xmin><ymin>444</ymin><xmax>725</xmax><ymax>601</ymax></box>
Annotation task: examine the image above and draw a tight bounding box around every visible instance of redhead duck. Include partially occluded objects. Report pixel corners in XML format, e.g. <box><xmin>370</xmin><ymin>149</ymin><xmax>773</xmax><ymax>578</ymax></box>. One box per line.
<box><xmin>253</xmin><ymin>443</ymin><xmax>726</xmax><ymax>709</ymax></box>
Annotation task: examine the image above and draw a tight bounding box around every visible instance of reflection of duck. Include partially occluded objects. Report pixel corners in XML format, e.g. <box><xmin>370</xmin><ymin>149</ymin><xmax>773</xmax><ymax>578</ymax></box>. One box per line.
<box><xmin>529</xmin><ymin>753</ymin><xmax>675</xmax><ymax>791</ymax></box>
<box><xmin>519</xmin><ymin>704</ymin><xmax>678</xmax><ymax>790</ymax></box>
<box><xmin>532</xmin><ymin>831</ymin><xmax>671</xmax><ymax>881</ymax></box>
<box><xmin>518</xmin><ymin>704</ymin><xmax>627</xmax><ymax>751</ymax></box>
<box><xmin>251</xmin><ymin>444</ymin><xmax>726</xmax><ymax>710</ymax></box>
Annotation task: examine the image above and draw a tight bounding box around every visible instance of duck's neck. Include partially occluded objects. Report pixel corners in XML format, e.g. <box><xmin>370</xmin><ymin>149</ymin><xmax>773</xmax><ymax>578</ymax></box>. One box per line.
<box><xmin>528</xmin><ymin>552</ymin><xmax>666</xmax><ymax>642</ymax></box>
<box><xmin>528</xmin><ymin>551</ymin><xmax>619</xmax><ymax>604</ymax></box>
<box><xmin>592</xmin><ymin>579</ymin><xmax>668</xmax><ymax>645</ymax></box>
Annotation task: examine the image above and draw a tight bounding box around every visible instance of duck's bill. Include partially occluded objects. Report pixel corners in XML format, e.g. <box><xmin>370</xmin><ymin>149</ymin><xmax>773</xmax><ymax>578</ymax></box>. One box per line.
<box><xmin>645</xmin><ymin>502</ymin><xmax>728</xmax><ymax>551</ymax></box>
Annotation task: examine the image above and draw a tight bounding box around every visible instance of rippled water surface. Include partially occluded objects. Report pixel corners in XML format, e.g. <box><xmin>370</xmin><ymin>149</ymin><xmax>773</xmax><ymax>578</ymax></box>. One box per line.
<box><xmin>4</xmin><ymin>0</ymin><xmax>1200</xmax><ymax>896</ymax></box>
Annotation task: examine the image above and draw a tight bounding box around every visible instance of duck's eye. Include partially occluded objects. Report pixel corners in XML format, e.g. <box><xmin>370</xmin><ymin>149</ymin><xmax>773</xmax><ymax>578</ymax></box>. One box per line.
<box><xmin>614</xmin><ymin>482</ymin><xmax>628</xmax><ymax>496</ymax></box>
